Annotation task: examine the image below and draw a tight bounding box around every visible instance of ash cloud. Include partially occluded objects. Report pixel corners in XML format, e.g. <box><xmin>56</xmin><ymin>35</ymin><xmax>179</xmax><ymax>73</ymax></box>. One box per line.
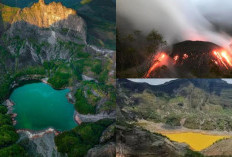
<box><xmin>117</xmin><ymin>0</ymin><xmax>232</xmax><ymax>48</ymax></box>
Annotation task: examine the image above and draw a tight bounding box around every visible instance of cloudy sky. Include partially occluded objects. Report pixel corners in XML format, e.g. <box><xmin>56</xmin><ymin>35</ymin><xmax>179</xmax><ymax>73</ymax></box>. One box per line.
<box><xmin>117</xmin><ymin>0</ymin><xmax>232</xmax><ymax>48</ymax></box>
<box><xmin>129</xmin><ymin>79</ymin><xmax>232</xmax><ymax>85</ymax></box>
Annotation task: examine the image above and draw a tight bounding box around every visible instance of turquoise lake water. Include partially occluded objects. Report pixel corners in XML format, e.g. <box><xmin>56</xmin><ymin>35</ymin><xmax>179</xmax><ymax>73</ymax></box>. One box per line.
<box><xmin>10</xmin><ymin>83</ymin><xmax>77</xmax><ymax>131</ymax></box>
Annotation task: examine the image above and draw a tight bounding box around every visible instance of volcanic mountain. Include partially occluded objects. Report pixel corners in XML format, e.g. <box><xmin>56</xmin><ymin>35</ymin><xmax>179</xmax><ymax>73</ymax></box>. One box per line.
<box><xmin>145</xmin><ymin>40</ymin><xmax>232</xmax><ymax>78</ymax></box>
<box><xmin>171</xmin><ymin>41</ymin><xmax>228</xmax><ymax>75</ymax></box>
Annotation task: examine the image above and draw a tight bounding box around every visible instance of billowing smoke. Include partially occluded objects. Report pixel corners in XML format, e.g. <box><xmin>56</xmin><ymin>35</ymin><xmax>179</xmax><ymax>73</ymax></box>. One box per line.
<box><xmin>117</xmin><ymin>0</ymin><xmax>232</xmax><ymax>49</ymax></box>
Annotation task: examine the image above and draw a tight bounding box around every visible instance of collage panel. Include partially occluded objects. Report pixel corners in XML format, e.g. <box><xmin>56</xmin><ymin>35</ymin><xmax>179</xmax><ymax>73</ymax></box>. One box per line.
<box><xmin>117</xmin><ymin>0</ymin><xmax>232</xmax><ymax>78</ymax></box>
<box><xmin>0</xmin><ymin>0</ymin><xmax>115</xmax><ymax>157</ymax></box>
<box><xmin>116</xmin><ymin>0</ymin><xmax>232</xmax><ymax>157</ymax></box>
<box><xmin>117</xmin><ymin>78</ymin><xmax>232</xmax><ymax>156</ymax></box>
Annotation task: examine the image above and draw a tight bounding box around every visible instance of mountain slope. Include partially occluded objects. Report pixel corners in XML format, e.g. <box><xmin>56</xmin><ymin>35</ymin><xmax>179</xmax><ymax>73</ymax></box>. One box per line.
<box><xmin>117</xmin><ymin>79</ymin><xmax>232</xmax><ymax>131</ymax></box>
<box><xmin>201</xmin><ymin>137</ymin><xmax>232</xmax><ymax>156</ymax></box>
<box><xmin>0</xmin><ymin>0</ymin><xmax>86</xmax><ymax>72</ymax></box>
<box><xmin>71</xmin><ymin>0</ymin><xmax>116</xmax><ymax>49</ymax></box>
<box><xmin>116</xmin><ymin>124</ymin><xmax>195</xmax><ymax>157</ymax></box>
<box><xmin>1</xmin><ymin>0</ymin><xmax>116</xmax><ymax>49</ymax></box>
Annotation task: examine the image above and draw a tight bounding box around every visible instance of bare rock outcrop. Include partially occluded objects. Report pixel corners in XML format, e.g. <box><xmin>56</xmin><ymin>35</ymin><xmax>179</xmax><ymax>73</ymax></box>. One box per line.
<box><xmin>116</xmin><ymin>125</ymin><xmax>189</xmax><ymax>157</ymax></box>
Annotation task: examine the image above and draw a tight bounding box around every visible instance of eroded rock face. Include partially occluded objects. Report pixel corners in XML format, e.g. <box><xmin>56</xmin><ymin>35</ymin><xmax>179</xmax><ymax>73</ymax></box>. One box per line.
<box><xmin>1</xmin><ymin>0</ymin><xmax>87</xmax><ymax>70</ymax></box>
<box><xmin>15</xmin><ymin>0</ymin><xmax>76</xmax><ymax>27</ymax></box>
<box><xmin>8</xmin><ymin>0</ymin><xmax>85</xmax><ymax>36</ymax></box>
<box><xmin>201</xmin><ymin>138</ymin><xmax>232</xmax><ymax>156</ymax></box>
<box><xmin>100</xmin><ymin>123</ymin><xmax>115</xmax><ymax>144</ymax></box>
<box><xmin>7</xmin><ymin>0</ymin><xmax>86</xmax><ymax>40</ymax></box>
<box><xmin>86</xmin><ymin>142</ymin><xmax>115</xmax><ymax>157</ymax></box>
<box><xmin>116</xmin><ymin>125</ymin><xmax>188</xmax><ymax>157</ymax></box>
<box><xmin>18</xmin><ymin>130</ymin><xmax>66</xmax><ymax>157</ymax></box>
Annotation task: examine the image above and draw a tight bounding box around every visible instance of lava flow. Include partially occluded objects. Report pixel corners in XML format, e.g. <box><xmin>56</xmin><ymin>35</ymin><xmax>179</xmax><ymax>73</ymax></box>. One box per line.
<box><xmin>183</xmin><ymin>54</ymin><xmax>189</xmax><ymax>60</ymax></box>
<box><xmin>144</xmin><ymin>52</ymin><xmax>167</xmax><ymax>78</ymax></box>
<box><xmin>212</xmin><ymin>50</ymin><xmax>232</xmax><ymax>69</ymax></box>
<box><xmin>173</xmin><ymin>55</ymin><xmax>179</xmax><ymax>63</ymax></box>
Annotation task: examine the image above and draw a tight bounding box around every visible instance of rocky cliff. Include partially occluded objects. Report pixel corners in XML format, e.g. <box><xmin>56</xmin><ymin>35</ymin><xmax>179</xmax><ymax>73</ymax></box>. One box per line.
<box><xmin>116</xmin><ymin>124</ymin><xmax>194</xmax><ymax>157</ymax></box>
<box><xmin>201</xmin><ymin>137</ymin><xmax>232</xmax><ymax>156</ymax></box>
<box><xmin>2</xmin><ymin>0</ymin><xmax>85</xmax><ymax>36</ymax></box>
<box><xmin>0</xmin><ymin>0</ymin><xmax>88</xmax><ymax>72</ymax></box>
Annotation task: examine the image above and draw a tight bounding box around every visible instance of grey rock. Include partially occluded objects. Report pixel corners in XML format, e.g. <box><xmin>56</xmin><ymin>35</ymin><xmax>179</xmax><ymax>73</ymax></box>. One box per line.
<box><xmin>86</xmin><ymin>142</ymin><xmax>115</xmax><ymax>157</ymax></box>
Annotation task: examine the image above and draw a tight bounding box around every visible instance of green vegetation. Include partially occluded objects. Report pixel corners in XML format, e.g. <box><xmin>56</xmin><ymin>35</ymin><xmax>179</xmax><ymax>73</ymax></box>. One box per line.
<box><xmin>48</xmin><ymin>72</ymin><xmax>71</xmax><ymax>89</ymax></box>
<box><xmin>0</xmin><ymin>66</ymin><xmax>46</xmax><ymax>103</ymax></box>
<box><xmin>0</xmin><ymin>144</ymin><xmax>27</xmax><ymax>157</ymax></box>
<box><xmin>71</xmin><ymin>0</ymin><xmax>116</xmax><ymax>50</ymax></box>
<box><xmin>80</xmin><ymin>0</ymin><xmax>92</xmax><ymax>5</ymax></box>
<box><xmin>117</xmin><ymin>29</ymin><xmax>166</xmax><ymax>77</ymax></box>
<box><xmin>75</xmin><ymin>88</ymin><xmax>95</xmax><ymax>114</ymax></box>
<box><xmin>82</xmin><ymin>81</ymin><xmax>116</xmax><ymax>112</ymax></box>
<box><xmin>74</xmin><ymin>80</ymin><xmax>115</xmax><ymax>114</ymax></box>
<box><xmin>184</xmin><ymin>149</ymin><xmax>204</xmax><ymax>157</ymax></box>
<box><xmin>72</xmin><ymin>58</ymin><xmax>111</xmax><ymax>83</ymax></box>
<box><xmin>55</xmin><ymin>119</ymin><xmax>114</xmax><ymax>157</ymax></box>
<box><xmin>118</xmin><ymin>81</ymin><xmax>232</xmax><ymax>131</ymax></box>
<box><xmin>0</xmin><ymin>105</ymin><xmax>27</xmax><ymax>156</ymax></box>
<box><xmin>165</xmin><ymin>115</ymin><xmax>181</xmax><ymax>126</ymax></box>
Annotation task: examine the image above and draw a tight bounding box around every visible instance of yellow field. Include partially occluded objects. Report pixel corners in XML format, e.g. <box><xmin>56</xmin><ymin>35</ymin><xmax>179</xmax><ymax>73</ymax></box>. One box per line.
<box><xmin>162</xmin><ymin>132</ymin><xmax>230</xmax><ymax>151</ymax></box>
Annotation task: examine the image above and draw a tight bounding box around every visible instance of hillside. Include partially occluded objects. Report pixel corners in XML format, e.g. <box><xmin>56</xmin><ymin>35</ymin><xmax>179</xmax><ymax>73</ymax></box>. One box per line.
<box><xmin>117</xmin><ymin>79</ymin><xmax>232</xmax><ymax>131</ymax></box>
<box><xmin>116</xmin><ymin>123</ymin><xmax>201</xmax><ymax>157</ymax></box>
<box><xmin>201</xmin><ymin>137</ymin><xmax>232</xmax><ymax>156</ymax></box>
<box><xmin>71</xmin><ymin>0</ymin><xmax>116</xmax><ymax>49</ymax></box>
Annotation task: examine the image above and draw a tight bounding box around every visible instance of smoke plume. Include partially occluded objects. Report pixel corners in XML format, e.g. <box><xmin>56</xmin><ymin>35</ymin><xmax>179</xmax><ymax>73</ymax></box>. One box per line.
<box><xmin>117</xmin><ymin>0</ymin><xmax>232</xmax><ymax>49</ymax></box>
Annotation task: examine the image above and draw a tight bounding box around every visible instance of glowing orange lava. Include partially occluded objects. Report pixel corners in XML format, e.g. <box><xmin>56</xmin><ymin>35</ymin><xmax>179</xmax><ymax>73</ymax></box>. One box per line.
<box><xmin>212</xmin><ymin>50</ymin><xmax>232</xmax><ymax>69</ymax></box>
<box><xmin>173</xmin><ymin>55</ymin><xmax>179</xmax><ymax>62</ymax></box>
<box><xmin>212</xmin><ymin>60</ymin><xmax>218</xmax><ymax>65</ymax></box>
<box><xmin>221</xmin><ymin>51</ymin><xmax>232</xmax><ymax>66</ymax></box>
<box><xmin>183</xmin><ymin>54</ymin><xmax>188</xmax><ymax>60</ymax></box>
<box><xmin>144</xmin><ymin>52</ymin><xmax>166</xmax><ymax>78</ymax></box>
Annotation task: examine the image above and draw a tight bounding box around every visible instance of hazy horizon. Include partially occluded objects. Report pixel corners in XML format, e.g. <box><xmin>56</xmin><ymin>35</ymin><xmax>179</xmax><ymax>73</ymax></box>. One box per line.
<box><xmin>129</xmin><ymin>78</ymin><xmax>232</xmax><ymax>85</ymax></box>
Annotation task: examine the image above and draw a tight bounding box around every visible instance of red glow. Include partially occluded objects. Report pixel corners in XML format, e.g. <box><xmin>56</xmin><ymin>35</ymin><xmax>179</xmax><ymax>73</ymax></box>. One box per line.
<box><xmin>173</xmin><ymin>55</ymin><xmax>179</xmax><ymax>61</ymax></box>
<box><xmin>183</xmin><ymin>54</ymin><xmax>188</xmax><ymax>60</ymax></box>
<box><xmin>221</xmin><ymin>51</ymin><xmax>232</xmax><ymax>67</ymax></box>
<box><xmin>144</xmin><ymin>52</ymin><xmax>167</xmax><ymax>78</ymax></box>
<box><xmin>212</xmin><ymin>50</ymin><xmax>232</xmax><ymax>69</ymax></box>
<box><xmin>212</xmin><ymin>60</ymin><xmax>218</xmax><ymax>65</ymax></box>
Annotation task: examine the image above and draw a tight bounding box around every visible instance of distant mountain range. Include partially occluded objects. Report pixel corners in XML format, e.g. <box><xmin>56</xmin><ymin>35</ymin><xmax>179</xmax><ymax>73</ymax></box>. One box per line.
<box><xmin>118</xmin><ymin>78</ymin><xmax>232</xmax><ymax>95</ymax></box>
<box><xmin>117</xmin><ymin>79</ymin><xmax>232</xmax><ymax>131</ymax></box>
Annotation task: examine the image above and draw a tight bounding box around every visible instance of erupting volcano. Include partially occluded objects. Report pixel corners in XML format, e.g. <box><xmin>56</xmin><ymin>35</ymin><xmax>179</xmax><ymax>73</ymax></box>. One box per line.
<box><xmin>144</xmin><ymin>40</ymin><xmax>232</xmax><ymax>78</ymax></box>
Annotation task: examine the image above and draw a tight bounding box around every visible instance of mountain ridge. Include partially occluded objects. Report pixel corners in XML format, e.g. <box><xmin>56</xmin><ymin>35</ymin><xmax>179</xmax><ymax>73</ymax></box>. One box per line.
<box><xmin>119</xmin><ymin>79</ymin><xmax>232</xmax><ymax>95</ymax></box>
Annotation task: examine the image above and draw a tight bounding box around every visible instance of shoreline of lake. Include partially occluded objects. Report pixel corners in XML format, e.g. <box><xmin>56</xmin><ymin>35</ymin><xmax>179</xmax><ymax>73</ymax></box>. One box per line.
<box><xmin>136</xmin><ymin>119</ymin><xmax>232</xmax><ymax>136</ymax></box>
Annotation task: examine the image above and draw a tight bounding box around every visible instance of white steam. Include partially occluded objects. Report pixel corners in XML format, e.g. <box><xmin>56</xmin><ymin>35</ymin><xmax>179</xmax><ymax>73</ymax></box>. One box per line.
<box><xmin>117</xmin><ymin>0</ymin><xmax>232</xmax><ymax>49</ymax></box>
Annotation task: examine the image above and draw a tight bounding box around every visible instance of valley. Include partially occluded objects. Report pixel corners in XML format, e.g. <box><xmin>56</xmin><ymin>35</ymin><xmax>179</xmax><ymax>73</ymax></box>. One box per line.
<box><xmin>117</xmin><ymin>79</ymin><xmax>232</xmax><ymax>156</ymax></box>
<box><xmin>136</xmin><ymin>119</ymin><xmax>231</xmax><ymax>151</ymax></box>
